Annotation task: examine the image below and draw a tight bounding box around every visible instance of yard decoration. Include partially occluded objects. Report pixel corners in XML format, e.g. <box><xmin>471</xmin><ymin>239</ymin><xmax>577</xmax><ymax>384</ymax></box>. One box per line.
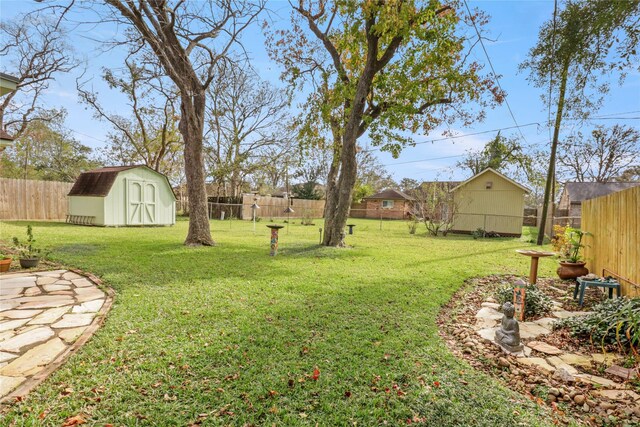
<box><xmin>512</xmin><ymin>280</ymin><xmax>527</xmax><ymax>321</ymax></box>
<box><xmin>0</xmin><ymin>254</ymin><xmax>12</xmax><ymax>272</ymax></box>
<box><xmin>515</xmin><ymin>249</ymin><xmax>555</xmax><ymax>284</ymax></box>
<box><xmin>555</xmin><ymin>227</ymin><xmax>591</xmax><ymax>280</ymax></box>
<box><xmin>12</xmin><ymin>225</ymin><xmax>45</xmax><ymax>268</ymax></box>
<box><xmin>494</xmin><ymin>302</ymin><xmax>524</xmax><ymax>354</ymax></box>
<box><xmin>266</xmin><ymin>225</ymin><xmax>285</xmax><ymax>256</ymax></box>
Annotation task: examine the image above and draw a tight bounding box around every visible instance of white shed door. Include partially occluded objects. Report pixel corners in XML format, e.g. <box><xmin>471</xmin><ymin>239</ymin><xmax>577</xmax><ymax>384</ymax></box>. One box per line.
<box><xmin>126</xmin><ymin>180</ymin><xmax>157</xmax><ymax>225</ymax></box>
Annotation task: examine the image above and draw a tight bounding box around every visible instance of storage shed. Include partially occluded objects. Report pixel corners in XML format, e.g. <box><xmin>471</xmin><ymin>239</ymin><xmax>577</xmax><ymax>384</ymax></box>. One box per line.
<box><xmin>450</xmin><ymin>168</ymin><xmax>529</xmax><ymax>236</ymax></box>
<box><xmin>67</xmin><ymin>165</ymin><xmax>176</xmax><ymax>226</ymax></box>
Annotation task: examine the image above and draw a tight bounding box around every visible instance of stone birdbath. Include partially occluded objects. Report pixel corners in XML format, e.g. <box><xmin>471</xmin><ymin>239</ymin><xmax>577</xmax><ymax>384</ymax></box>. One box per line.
<box><xmin>516</xmin><ymin>249</ymin><xmax>555</xmax><ymax>285</ymax></box>
<box><xmin>266</xmin><ymin>225</ymin><xmax>285</xmax><ymax>256</ymax></box>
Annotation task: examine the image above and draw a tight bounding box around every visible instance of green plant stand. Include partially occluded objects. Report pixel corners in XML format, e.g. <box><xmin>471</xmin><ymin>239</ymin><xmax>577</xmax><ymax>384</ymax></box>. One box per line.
<box><xmin>574</xmin><ymin>277</ymin><xmax>621</xmax><ymax>307</ymax></box>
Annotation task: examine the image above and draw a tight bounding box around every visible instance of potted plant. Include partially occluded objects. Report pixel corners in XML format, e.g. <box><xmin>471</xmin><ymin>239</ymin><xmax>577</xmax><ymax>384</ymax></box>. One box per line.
<box><xmin>13</xmin><ymin>225</ymin><xmax>44</xmax><ymax>269</ymax></box>
<box><xmin>0</xmin><ymin>254</ymin><xmax>12</xmax><ymax>273</ymax></box>
<box><xmin>555</xmin><ymin>227</ymin><xmax>591</xmax><ymax>280</ymax></box>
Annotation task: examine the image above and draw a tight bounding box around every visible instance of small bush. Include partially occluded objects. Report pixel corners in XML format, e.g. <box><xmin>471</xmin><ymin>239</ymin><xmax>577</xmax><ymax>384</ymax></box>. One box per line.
<box><xmin>472</xmin><ymin>228</ymin><xmax>501</xmax><ymax>239</ymax></box>
<box><xmin>495</xmin><ymin>284</ymin><xmax>553</xmax><ymax>318</ymax></box>
<box><xmin>555</xmin><ymin>297</ymin><xmax>640</xmax><ymax>353</ymax></box>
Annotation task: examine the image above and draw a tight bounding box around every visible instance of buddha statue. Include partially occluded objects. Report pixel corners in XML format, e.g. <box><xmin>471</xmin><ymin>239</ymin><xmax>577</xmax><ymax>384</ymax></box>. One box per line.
<box><xmin>494</xmin><ymin>302</ymin><xmax>524</xmax><ymax>353</ymax></box>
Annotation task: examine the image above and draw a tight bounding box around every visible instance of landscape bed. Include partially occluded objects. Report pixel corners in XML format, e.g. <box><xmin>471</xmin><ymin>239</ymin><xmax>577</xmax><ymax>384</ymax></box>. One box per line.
<box><xmin>1</xmin><ymin>219</ymin><xmax>559</xmax><ymax>425</ymax></box>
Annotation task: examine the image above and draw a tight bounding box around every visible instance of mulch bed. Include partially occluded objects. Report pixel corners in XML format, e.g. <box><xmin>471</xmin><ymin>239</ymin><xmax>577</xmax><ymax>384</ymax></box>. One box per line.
<box><xmin>438</xmin><ymin>274</ymin><xmax>640</xmax><ymax>427</ymax></box>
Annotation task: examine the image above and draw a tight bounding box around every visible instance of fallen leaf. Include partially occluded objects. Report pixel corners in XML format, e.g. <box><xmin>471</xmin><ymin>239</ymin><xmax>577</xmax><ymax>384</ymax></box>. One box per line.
<box><xmin>311</xmin><ymin>367</ymin><xmax>320</xmax><ymax>381</ymax></box>
<box><xmin>38</xmin><ymin>410</ymin><xmax>50</xmax><ymax>419</ymax></box>
<box><xmin>62</xmin><ymin>415</ymin><xmax>86</xmax><ymax>426</ymax></box>
<box><xmin>433</xmin><ymin>381</ymin><xmax>440</xmax><ymax>388</ymax></box>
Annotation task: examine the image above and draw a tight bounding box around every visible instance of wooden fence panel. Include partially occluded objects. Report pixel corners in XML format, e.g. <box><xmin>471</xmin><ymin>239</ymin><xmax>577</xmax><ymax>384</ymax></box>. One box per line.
<box><xmin>582</xmin><ymin>186</ymin><xmax>639</xmax><ymax>297</ymax></box>
<box><xmin>0</xmin><ymin>178</ymin><xmax>73</xmax><ymax>221</ymax></box>
<box><xmin>241</xmin><ymin>194</ymin><xmax>325</xmax><ymax>220</ymax></box>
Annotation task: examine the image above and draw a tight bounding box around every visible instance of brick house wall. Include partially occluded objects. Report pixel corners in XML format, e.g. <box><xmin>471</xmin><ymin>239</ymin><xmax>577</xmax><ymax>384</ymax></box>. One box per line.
<box><xmin>363</xmin><ymin>199</ymin><xmax>412</xmax><ymax>220</ymax></box>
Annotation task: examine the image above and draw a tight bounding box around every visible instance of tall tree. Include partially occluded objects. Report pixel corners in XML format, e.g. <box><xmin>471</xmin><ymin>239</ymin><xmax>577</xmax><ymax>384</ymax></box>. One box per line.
<box><xmin>268</xmin><ymin>1</ymin><xmax>502</xmax><ymax>246</ymax></box>
<box><xmin>0</xmin><ymin>111</ymin><xmax>100</xmax><ymax>181</ymax></box>
<box><xmin>205</xmin><ymin>62</ymin><xmax>292</xmax><ymax>197</ymax></box>
<box><xmin>79</xmin><ymin>61</ymin><xmax>183</xmax><ymax>182</ymax></box>
<box><xmin>558</xmin><ymin>125</ymin><xmax>640</xmax><ymax>183</ymax></box>
<box><xmin>104</xmin><ymin>0</ymin><xmax>264</xmax><ymax>246</ymax></box>
<box><xmin>521</xmin><ymin>0</ymin><xmax>640</xmax><ymax>244</ymax></box>
<box><xmin>0</xmin><ymin>7</ymin><xmax>76</xmax><ymax>140</ymax></box>
<box><xmin>457</xmin><ymin>132</ymin><xmax>532</xmax><ymax>178</ymax></box>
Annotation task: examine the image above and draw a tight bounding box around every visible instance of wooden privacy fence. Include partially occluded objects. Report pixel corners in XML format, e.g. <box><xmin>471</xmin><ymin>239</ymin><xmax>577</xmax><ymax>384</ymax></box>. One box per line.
<box><xmin>0</xmin><ymin>178</ymin><xmax>73</xmax><ymax>221</ymax></box>
<box><xmin>240</xmin><ymin>194</ymin><xmax>325</xmax><ymax>220</ymax></box>
<box><xmin>582</xmin><ymin>186</ymin><xmax>639</xmax><ymax>297</ymax></box>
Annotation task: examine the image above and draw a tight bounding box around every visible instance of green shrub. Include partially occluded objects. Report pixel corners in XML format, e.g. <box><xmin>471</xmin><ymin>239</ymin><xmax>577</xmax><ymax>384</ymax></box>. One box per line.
<box><xmin>555</xmin><ymin>297</ymin><xmax>640</xmax><ymax>353</ymax></box>
<box><xmin>495</xmin><ymin>284</ymin><xmax>553</xmax><ymax>318</ymax></box>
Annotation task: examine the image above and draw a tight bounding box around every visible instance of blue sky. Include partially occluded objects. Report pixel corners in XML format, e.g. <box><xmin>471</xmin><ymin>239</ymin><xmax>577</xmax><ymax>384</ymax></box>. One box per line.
<box><xmin>2</xmin><ymin>0</ymin><xmax>639</xmax><ymax>182</ymax></box>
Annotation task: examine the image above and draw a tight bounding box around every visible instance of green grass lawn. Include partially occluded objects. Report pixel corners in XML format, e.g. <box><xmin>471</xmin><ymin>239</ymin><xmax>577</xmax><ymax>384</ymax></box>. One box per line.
<box><xmin>0</xmin><ymin>218</ymin><xmax>559</xmax><ymax>426</ymax></box>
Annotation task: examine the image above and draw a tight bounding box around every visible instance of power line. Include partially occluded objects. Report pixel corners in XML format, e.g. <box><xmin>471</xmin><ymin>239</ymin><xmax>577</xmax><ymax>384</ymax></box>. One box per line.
<box><xmin>463</xmin><ymin>0</ymin><xmax>529</xmax><ymax>145</ymax></box>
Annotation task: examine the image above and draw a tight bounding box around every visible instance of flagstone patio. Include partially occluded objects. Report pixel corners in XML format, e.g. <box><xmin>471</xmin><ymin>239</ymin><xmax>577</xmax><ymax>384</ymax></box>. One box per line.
<box><xmin>0</xmin><ymin>270</ymin><xmax>111</xmax><ymax>402</ymax></box>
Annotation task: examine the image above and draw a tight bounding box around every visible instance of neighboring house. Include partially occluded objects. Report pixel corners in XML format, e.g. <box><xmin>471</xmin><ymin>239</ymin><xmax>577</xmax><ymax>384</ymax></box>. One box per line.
<box><xmin>450</xmin><ymin>168</ymin><xmax>530</xmax><ymax>236</ymax></box>
<box><xmin>67</xmin><ymin>165</ymin><xmax>176</xmax><ymax>226</ymax></box>
<box><xmin>558</xmin><ymin>182</ymin><xmax>640</xmax><ymax>222</ymax></box>
<box><xmin>0</xmin><ymin>72</ymin><xmax>19</xmax><ymax>152</ymax></box>
<box><xmin>358</xmin><ymin>188</ymin><xmax>414</xmax><ymax>220</ymax></box>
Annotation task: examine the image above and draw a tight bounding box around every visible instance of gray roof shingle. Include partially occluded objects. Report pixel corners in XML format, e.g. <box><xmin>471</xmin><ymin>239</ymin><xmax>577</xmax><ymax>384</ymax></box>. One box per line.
<box><xmin>564</xmin><ymin>181</ymin><xmax>640</xmax><ymax>203</ymax></box>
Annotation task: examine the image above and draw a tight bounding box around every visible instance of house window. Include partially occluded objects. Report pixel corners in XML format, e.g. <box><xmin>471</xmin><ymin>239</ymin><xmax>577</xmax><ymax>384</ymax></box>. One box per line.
<box><xmin>486</xmin><ymin>181</ymin><xmax>493</xmax><ymax>189</ymax></box>
<box><xmin>382</xmin><ymin>200</ymin><xmax>394</xmax><ymax>209</ymax></box>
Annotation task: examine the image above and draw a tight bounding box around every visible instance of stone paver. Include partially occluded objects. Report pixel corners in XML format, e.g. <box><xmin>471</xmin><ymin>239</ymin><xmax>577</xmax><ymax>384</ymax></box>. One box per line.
<box><xmin>0</xmin><ymin>327</ymin><xmax>55</xmax><ymax>353</ymax></box>
<box><xmin>517</xmin><ymin>357</ymin><xmax>556</xmax><ymax>374</ymax></box>
<box><xmin>546</xmin><ymin>356</ymin><xmax>579</xmax><ymax>375</ymax></box>
<box><xmin>475</xmin><ymin>307</ymin><xmax>503</xmax><ymax>321</ymax></box>
<box><xmin>0</xmin><ymin>338</ymin><xmax>67</xmax><ymax>377</ymax></box>
<box><xmin>0</xmin><ymin>352</ymin><xmax>18</xmax><ymax>363</ymax></box>
<box><xmin>527</xmin><ymin>341</ymin><xmax>563</xmax><ymax>355</ymax></box>
<box><xmin>593</xmin><ymin>389</ymin><xmax>640</xmax><ymax>401</ymax></box>
<box><xmin>42</xmin><ymin>284</ymin><xmax>71</xmax><ymax>292</ymax></box>
<box><xmin>58</xmin><ymin>327</ymin><xmax>87</xmax><ymax>343</ymax></box>
<box><xmin>72</xmin><ymin>299</ymin><xmax>104</xmax><ymax>314</ymax></box>
<box><xmin>0</xmin><ymin>270</ymin><xmax>108</xmax><ymax>400</ymax></box>
<box><xmin>519</xmin><ymin>322</ymin><xmax>551</xmax><ymax>339</ymax></box>
<box><xmin>52</xmin><ymin>313</ymin><xmax>95</xmax><ymax>329</ymax></box>
<box><xmin>0</xmin><ymin>319</ymin><xmax>30</xmax><ymax>332</ymax></box>
<box><xmin>0</xmin><ymin>375</ymin><xmax>26</xmax><ymax>397</ymax></box>
<box><xmin>576</xmin><ymin>374</ymin><xmax>623</xmax><ymax>388</ymax></box>
<box><xmin>27</xmin><ymin>306</ymin><xmax>72</xmax><ymax>325</ymax></box>
<box><xmin>560</xmin><ymin>353</ymin><xmax>592</xmax><ymax>367</ymax></box>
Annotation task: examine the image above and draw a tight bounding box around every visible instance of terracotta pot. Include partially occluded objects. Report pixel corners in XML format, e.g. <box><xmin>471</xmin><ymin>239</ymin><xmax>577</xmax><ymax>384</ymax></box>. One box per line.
<box><xmin>19</xmin><ymin>257</ymin><xmax>40</xmax><ymax>269</ymax></box>
<box><xmin>0</xmin><ymin>258</ymin><xmax>11</xmax><ymax>273</ymax></box>
<box><xmin>557</xmin><ymin>261</ymin><xmax>589</xmax><ymax>280</ymax></box>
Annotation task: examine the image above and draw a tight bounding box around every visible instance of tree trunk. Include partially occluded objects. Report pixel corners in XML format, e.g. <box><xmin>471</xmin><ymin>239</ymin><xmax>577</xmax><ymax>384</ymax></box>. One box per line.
<box><xmin>323</xmin><ymin>71</ymin><xmax>373</xmax><ymax>246</ymax></box>
<box><xmin>322</xmin><ymin>124</ymin><xmax>341</xmax><ymax>219</ymax></box>
<box><xmin>537</xmin><ymin>62</ymin><xmax>569</xmax><ymax>245</ymax></box>
<box><xmin>180</xmin><ymin>88</ymin><xmax>214</xmax><ymax>246</ymax></box>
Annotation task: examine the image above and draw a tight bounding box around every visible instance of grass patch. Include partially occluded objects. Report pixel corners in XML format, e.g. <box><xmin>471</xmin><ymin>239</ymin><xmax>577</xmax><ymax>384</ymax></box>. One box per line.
<box><xmin>0</xmin><ymin>220</ymin><xmax>558</xmax><ymax>426</ymax></box>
